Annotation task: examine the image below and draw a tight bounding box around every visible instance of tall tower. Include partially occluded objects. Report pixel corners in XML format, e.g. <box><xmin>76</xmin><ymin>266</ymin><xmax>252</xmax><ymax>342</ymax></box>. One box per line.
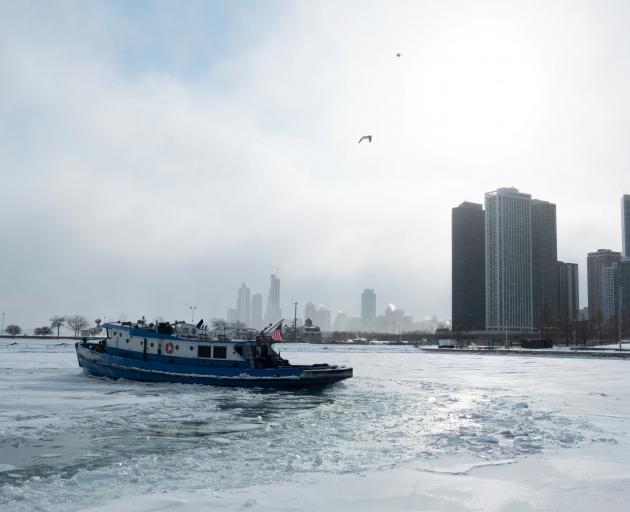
<box><xmin>485</xmin><ymin>187</ymin><xmax>534</xmax><ymax>332</ymax></box>
<box><xmin>587</xmin><ymin>249</ymin><xmax>621</xmax><ymax>322</ymax></box>
<box><xmin>531</xmin><ymin>199</ymin><xmax>558</xmax><ymax>329</ymax></box>
<box><xmin>304</xmin><ymin>302</ymin><xmax>316</xmax><ymax>323</ymax></box>
<box><xmin>264</xmin><ymin>274</ymin><xmax>282</xmax><ymax>324</ymax></box>
<box><xmin>361</xmin><ymin>289</ymin><xmax>376</xmax><ymax>330</ymax></box>
<box><xmin>236</xmin><ymin>283</ymin><xmax>251</xmax><ymax>326</ymax></box>
<box><xmin>451</xmin><ymin>202</ymin><xmax>485</xmax><ymax>331</ymax></box>
<box><xmin>558</xmin><ymin>262</ymin><xmax>579</xmax><ymax>322</ymax></box>
<box><xmin>251</xmin><ymin>293</ymin><xmax>263</xmax><ymax>330</ymax></box>
<box><xmin>618</xmin><ymin>260</ymin><xmax>630</xmax><ymax>337</ymax></box>
<box><xmin>623</xmin><ymin>194</ymin><xmax>630</xmax><ymax>258</ymax></box>
<box><xmin>315</xmin><ymin>306</ymin><xmax>331</xmax><ymax>331</ymax></box>
<box><xmin>600</xmin><ymin>265</ymin><xmax>618</xmax><ymax>322</ymax></box>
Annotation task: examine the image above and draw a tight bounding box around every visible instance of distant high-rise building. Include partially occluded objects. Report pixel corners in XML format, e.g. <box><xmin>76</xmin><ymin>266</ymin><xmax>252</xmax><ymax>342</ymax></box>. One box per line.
<box><xmin>618</xmin><ymin>260</ymin><xmax>630</xmax><ymax>337</ymax></box>
<box><xmin>264</xmin><ymin>274</ymin><xmax>282</xmax><ymax>325</ymax></box>
<box><xmin>304</xmin><ymin>302</ymin><xmax>316</xmax><ymax>323</ymax></box>
<box><xmin>451</xmin><ymin>202</ymin><xmax>485</xmax><ymax>331</ymax></box>
<box><xmin>361</xmin><ymin>289</ymin><xmax>376</xmax><ymax>330</ymax></box>
<box><xmin>558</xmin><ymin>262</ymin><xmax>579</xmax><ymax>322</ymax></box>
<box><xmin>236</xmin><ymin>283</ymin><xmax>251</xmax><ymax>326</ymax></box>
<box><xmin>226</xmin><ymin>308</ymin><xmax>238</xmax><ymax>324</ymax></box>
<box><xmin>601</xmin><ymin>265</ymin><xmax>618</xmax><ymax>322</ymax></box>
<box><xmin>531</xmin><ymin>199</ymin><xmax>558</xmax><ymax>328</ymax></box>
<box><xmin>623</xmin><ymin>194</ymin><xmax>630</xmax><ymax>258</ymax></box>
<box><xmin>485</xmin><ymin>188</ymin><xmax>534</xmax><ymax>332</ymax></box>
<box><xmin>315</xmin><ymin>305</ymin><xmax>331</xmax><ymax>331</ymax></box>
<box><xmin>251</xmin><ymin>293</ymin><xmax>263</xmax><ymax>329</ymax></box>
<box><xmin>601</xmin><ymin>260</ymin><xmax>630</xmax><ymax>333</ymax></box>
<box><xmin>587</xmin><ymin>249</ymin><xmax>621</xmax><ymax>322</ymax></box>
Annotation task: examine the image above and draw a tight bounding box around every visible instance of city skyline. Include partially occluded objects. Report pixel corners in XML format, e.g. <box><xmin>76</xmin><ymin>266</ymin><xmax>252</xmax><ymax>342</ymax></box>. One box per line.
<box><xmin>452</xmin><ymin>187</ymin><xmax>628</xmax><ymax>336</ymax></box>
<box><xmin>221</xmin><ymin>280</ymin><xmax>443</xmax><ymax>333</ymax></box>
<box><xmin>2</xmin><ymin>2</ymin><xmax>630</xmax><ymax>331</ymax></box>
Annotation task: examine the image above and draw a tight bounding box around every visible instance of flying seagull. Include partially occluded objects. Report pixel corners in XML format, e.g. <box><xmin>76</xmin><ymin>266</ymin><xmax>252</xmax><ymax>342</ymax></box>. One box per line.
<box><xmin>358</xmin><ymin>135</ymin><xmax>372</xmax><ymax>144</ymax></box>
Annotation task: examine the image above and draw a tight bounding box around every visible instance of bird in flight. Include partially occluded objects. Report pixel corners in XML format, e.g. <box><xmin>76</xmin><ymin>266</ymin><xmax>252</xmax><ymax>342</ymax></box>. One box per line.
<box><xmin>358</xmin><ymin>135</ymin><xmax>372</xmax><ymax>144</ymax></box>
<box><xmin>396</xmin><ymin>52</ymin><xmax>402</xmax><ymax>58</ymax></box>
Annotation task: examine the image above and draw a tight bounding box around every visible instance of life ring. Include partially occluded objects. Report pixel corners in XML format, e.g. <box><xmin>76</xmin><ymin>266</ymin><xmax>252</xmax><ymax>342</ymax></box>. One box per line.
<box><xmin>165</xmin><ymin>342</ymin><xmax>174</xmax><ymax>354</ymax></box>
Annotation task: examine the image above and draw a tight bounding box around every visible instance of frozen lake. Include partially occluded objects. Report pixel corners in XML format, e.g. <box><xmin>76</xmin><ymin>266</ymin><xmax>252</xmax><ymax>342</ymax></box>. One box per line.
<box><xmin>1</xmin><ymin>340</ymin><xmax>629</xmax><ymax>511</ymax></box>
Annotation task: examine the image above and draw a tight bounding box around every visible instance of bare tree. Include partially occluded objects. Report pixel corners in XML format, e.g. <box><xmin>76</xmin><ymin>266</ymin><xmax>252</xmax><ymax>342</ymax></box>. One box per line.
<box><xmin>66</xmin><ymin>315</ymin><xmax>89</xmax><ymax>338</ymax></box>
<box><xmin>6</xmin><ymin>325</ymin><xmax>21</xmax><ymax>337</ymax></box>
<box><xmin>50</xmin><ymin>316</ymin><xmax>66</xmax><ymax>338</ymax></box>
<box><xmin>34</xmin><ymin>326</ymin><xmax>53</xmax><ymax>336</ymax></box>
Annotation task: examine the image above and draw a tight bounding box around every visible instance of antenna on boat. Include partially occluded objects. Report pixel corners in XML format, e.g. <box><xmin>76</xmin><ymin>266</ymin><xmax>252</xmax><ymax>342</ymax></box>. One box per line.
<box><xmin>263</xmin><ymin>319</ymin><xmax>283</xmax><ymax>335</ymax></box>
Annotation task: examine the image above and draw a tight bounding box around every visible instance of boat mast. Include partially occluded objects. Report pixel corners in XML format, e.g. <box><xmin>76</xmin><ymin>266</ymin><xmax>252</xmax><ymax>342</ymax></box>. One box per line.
<box><xmin>293</xmin><ymin>301</ymin><xmax>298</xmax><ymax>342</ymax></box>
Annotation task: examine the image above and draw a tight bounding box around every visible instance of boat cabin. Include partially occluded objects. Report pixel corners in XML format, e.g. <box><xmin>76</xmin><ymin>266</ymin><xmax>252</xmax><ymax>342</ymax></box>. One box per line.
<box><xmin>101</xmin><ymin>321</ymin><xmax>287</xmax><ymax>370</ymax></box>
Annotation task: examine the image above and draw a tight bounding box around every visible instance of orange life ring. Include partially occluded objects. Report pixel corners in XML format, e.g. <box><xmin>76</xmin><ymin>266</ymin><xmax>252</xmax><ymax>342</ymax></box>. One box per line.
<box><xmin>165</xmin><ymin>342</ymin><xmax>174</xmax><ymax>354</ymax></box>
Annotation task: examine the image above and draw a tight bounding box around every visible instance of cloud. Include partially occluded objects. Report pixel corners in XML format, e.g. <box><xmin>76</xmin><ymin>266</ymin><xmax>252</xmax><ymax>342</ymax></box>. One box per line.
<box><xmin>1</xmin><ymin>1</ymin><xmax>629</xmax><ymax>330</ymax></box>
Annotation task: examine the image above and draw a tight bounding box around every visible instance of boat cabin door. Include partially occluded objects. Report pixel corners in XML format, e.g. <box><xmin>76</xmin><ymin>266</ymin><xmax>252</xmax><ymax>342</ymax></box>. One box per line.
<box><xmin>242</xmin><ymin>345</ymin><xmax>256</xmax><ymax>368</ymax></box>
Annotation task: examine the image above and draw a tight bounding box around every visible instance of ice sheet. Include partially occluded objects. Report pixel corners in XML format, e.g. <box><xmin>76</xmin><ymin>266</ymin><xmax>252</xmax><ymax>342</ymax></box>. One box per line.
<box><xmin>1</xmin><ymin>340</ymin><xmax>629</xmax><ymax>511</ymax></box>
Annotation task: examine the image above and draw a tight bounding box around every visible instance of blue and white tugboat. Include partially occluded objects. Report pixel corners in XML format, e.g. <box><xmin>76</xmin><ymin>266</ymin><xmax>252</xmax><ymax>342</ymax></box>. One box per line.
<box><xmin>75</xmin><ymin>320</ymin><xmax>352</xmax><ymax>388</ymax></box>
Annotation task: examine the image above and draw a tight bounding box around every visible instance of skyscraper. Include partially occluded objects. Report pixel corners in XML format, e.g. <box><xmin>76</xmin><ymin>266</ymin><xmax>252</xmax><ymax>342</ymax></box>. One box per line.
<box><xmin>251</xmin><ymin>293</ymin><xmax>263</xmax><ymax>330</ymax></box>
<box><xmin>451</xmin><ymin>202</ymin><xmax>485</xmax><ymax>331</ymax></box>
<box><xmin>618</xmin><ymin>260</ymin><xmax>630</xmax><ymax>337</ymax></box>
<box><xmin>304</xmin><ymin>302</ymin><xmax>316</xmax><ymax>323</ymax></box>
<box><xmin>623</xmin><ymin>194</ymin><xmax>630</xmax><ymax>258</ymax></box>
<box><xmin>361</xmin><ymin>289</ymin><xmax>376</xmax><ymax>330</ymax></box>
<box><xmin>531</xmin><ymin>199</ymin><xmax>558</xmax><ymax>328</ymax></box>
<box><xmin>485</xmin><ymin>187</ymin><xmax>534</xmax><ymax>332</ymax></box>
<box><xmin>315</xmin><ymin>306</ymin><xmax>331</xmax><ymax>331</ymax></box>
<box><xmin>226</xmin><ymin>308</ymin><xmax>238</xmax><ymax>324</ymax></box>
<box><xmin>236</xmin><ymin>283</ymin><xmax>251</xmax><ymax>326</ymax></box>
<box><xmin>264</xmin><ymin>274</ymin><xmax>282</xmax><ymax>325</ymax></box>
<box><xmin>601</xmin><ymin>265</ymin><xmax>618</xmax><ymax>322</ymax></box>
<box><xmin>587</xmin><ymin>249</ymin><xmax>621</xmax><ymax>322</ymax></box>
<box><xmin>558</xmin><ymin>262</ymin><xmax>579</xmax><ymax>323</ymax></box>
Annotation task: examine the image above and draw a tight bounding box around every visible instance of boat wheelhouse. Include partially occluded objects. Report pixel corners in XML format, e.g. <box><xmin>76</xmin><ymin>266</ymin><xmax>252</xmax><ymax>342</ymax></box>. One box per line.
<box><xmin>75</xmin><ymin>321</ymin><xmax>352</xmax><ymax>388</ymax></box>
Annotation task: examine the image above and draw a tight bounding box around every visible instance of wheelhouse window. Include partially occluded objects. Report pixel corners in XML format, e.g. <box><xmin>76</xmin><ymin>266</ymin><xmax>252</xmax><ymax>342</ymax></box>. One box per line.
<box><xmin>213</xmin><ymin>346</ymin><xmax>227</xmax><ymax>359</ymax></box>
<box><xmin>198</xmin><ymin>345</ymin><xmax>212</xmax><ymax>358</ymax></box>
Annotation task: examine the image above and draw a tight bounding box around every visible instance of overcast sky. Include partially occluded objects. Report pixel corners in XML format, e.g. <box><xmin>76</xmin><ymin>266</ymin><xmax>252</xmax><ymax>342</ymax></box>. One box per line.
<box><xmin>1</xmin><ymin>0</ymin><xmax>628</xmax><ymax>332</ymax></box>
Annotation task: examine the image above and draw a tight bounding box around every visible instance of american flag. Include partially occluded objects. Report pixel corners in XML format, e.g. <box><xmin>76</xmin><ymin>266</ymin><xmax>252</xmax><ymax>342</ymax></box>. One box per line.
<box><xmin>271</xmin><ymin>323</ymin><xmax>284</xmax><ymax>342</ymax></box>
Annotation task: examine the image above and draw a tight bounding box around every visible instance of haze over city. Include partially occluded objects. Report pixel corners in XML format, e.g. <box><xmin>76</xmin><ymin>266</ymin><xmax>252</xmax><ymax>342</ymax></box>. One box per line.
<box><xmin>1</xmin><ymin>1</ymin><xmax>628</xmax><ymax>331</ymax></box>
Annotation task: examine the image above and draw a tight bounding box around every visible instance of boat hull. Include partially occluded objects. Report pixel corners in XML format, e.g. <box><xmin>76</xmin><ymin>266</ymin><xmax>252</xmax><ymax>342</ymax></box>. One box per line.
<box><xmin>75</xmin><ymin>342</ymin><xmax>352</xmax><ymax>389</ymax></box>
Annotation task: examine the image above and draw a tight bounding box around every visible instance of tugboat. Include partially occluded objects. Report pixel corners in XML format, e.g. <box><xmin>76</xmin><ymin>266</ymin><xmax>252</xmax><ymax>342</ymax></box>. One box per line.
<box><xmin>75</xmin><ymin>320</ymin><xmax>352</xmax><ymax>388</ymax></box>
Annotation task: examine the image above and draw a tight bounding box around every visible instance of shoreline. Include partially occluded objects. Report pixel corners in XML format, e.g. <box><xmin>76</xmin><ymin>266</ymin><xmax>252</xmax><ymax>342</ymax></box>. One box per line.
<box><xmin>420</xmin><ymin>346</ymin><xmax>630</xmax><ymax>359</ymax></box>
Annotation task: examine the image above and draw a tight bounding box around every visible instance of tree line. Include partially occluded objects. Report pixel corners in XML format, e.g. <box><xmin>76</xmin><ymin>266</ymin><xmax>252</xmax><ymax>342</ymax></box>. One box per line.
<box><xmin>3</xmin><ymin>315</ymin><xmax>101</xmax><ymax>338</ymax></box>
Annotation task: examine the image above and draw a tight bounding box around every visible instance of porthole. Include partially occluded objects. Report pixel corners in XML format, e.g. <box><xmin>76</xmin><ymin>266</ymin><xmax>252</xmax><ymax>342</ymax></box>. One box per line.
<box><xmin>150</xmin><ymin>342</ymin><xmax>154</xmax><ymax>347</ymax></box>
<box><xmin>126</xmin><ymin>339</ymin><xmax>129</xmax><ymax>343</ymax></box>
<box><xmin>189</xmin><ymin>346</ymin><xmax>194</xmax><ymax>351</ymax></box>
<box><xmin>175</xmin><ymin>345</ymin><xmax>179</xmax><ymax>350</ymax></box>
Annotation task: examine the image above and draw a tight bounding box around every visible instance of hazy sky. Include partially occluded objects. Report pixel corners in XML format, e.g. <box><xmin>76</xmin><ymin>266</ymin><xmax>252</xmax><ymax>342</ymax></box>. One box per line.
<box><xmin>1</xmin><ymin>0</ymin><xmax>628</xmax><ymax>332</ymax></box>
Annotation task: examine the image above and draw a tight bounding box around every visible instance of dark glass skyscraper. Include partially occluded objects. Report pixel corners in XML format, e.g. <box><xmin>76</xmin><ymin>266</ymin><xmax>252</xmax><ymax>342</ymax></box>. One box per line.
<box><xmin>558</xmin><ymin>261</ymin><xmax>579</xmax><ymax>322</ymax></box>
<box><xmin>531</xmin><ymin>200</ymin><xmax>558</xmax><ymax>329</ymax></box>
<box><xmin>618</xmin><ymin>260</ymin><xmax>630</xmax><ymax>337</ymax></box>
<box><xmin>452</xmin><ymin>202</ymin><xmax>485</xmax><ymax>331</ymax></box>
<box><xmin>623</xmin><ymin>194</ymin><xmax>630</xmax><ymax>258</ymax></box>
